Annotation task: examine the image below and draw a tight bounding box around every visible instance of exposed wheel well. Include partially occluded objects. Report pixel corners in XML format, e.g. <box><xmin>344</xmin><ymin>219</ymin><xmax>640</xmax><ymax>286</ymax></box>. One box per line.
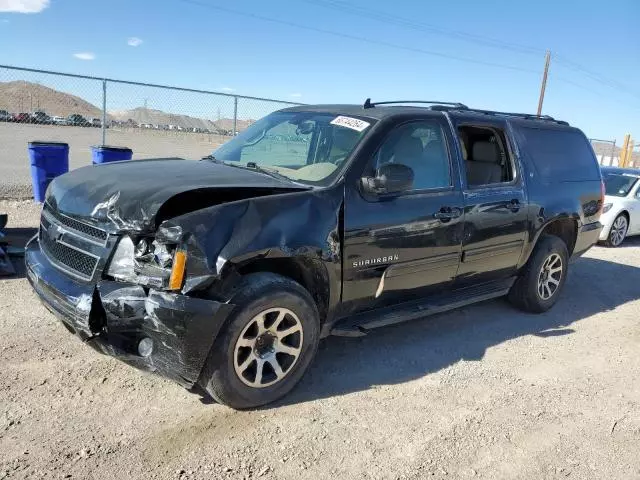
<box><xmin>616</xmin><ymin>210</ymin><xmax>630</xmax><ymax>222</ymax></box>
<box><xmin>235</xmin><ymin>257</ymin><xmax>330</xmax><ymax>325</ymax></box>
<box><xmin>541</xmin><ymin>218</ymin><xmax>578</xmax><ymax>255</ymax></box>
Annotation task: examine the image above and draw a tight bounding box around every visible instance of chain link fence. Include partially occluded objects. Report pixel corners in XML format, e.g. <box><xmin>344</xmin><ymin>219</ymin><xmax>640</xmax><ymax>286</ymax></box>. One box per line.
<box><xmin>0</xmin><ymin>65</ymin><xmax>301</xmax><ymax>198</ymax></box>
<box><xmin>590</xmin><ymin>138</ymin><xmax>640</xmax><ymax>168</ymax></box>
<box><xmin>590</xmin><ymin>139</ymin><xmax>618</xmax><ymax>167</ymax></box>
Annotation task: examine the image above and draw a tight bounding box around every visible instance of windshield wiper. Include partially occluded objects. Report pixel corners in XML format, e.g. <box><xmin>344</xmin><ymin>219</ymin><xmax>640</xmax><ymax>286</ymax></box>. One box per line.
<box><xmin>201</xmin><ymin>154</ymin><xmax>222</xmax><ymax>163</ymax></box>
<box><xmin>243</xmin><ymin>162</ymin><xmax>295</xmax><ymax>182</ymax></box>
<box><xmin>202</xmin><ymin>157</ymin><xmax>299</xmax><ymax>184</ymax></box>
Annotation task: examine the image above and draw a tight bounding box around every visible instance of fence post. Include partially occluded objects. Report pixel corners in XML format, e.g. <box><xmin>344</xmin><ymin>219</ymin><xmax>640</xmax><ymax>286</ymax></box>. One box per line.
<box><xmin>610</xmin><ymin>139</ymin><xmax>616</xmax><ymax>166</ymax></box>
<box><xmin>101</xmin><ymin>79</ymin><xmax>107</xmax><ymax>146</ymax></box>
<box><xmin>233</xmin><ymin>96</ymin><xmax>238</xmax><ymax>136</ymax></box>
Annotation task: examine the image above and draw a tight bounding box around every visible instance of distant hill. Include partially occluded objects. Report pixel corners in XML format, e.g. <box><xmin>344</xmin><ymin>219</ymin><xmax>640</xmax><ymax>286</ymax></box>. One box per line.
<box><xmin>109</xmin><ymin>106</ymin><xmax>254</xmax><ymax>132</ymax></box>
<box><xmin>0</xmin><ymin>81</ymin><xmax>256</xmax><ymax>132</ymax></box>
<box><xmin>0</xmin><ymin>80</ymin><xmax>104</xmax><ymax>118</ymax></box>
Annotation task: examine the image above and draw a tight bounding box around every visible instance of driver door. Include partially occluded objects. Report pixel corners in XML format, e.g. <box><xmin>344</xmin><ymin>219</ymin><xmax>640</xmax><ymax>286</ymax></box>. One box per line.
<box><xmin>342</xmin><ymin>117</ymin><xmax>465</xmax><ymax>313</ymax></box>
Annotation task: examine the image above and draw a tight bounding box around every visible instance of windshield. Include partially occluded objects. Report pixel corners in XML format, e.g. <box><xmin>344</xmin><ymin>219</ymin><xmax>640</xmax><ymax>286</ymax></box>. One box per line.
<box><xmin>604</xmin><ymin>173</ymin><xmax>639</xmax><ymax>197</ymax></box>
<box><xmin>212</xmin><ymin>111</ymin><xmax>372</xmax><ymax>185</ymax></box>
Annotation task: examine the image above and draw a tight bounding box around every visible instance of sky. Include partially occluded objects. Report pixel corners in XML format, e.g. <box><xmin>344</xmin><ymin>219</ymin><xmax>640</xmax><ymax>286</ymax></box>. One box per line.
<box><xmin>0</xmin><ymin>0</ymin><xmax>638</xmax><ymax>142</ymax></box>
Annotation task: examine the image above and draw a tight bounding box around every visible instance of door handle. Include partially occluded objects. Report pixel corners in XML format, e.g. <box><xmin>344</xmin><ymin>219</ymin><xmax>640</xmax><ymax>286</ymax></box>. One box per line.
<box><xmin>434</xmin><ymin>207</ymin><xmax>462</xmax><ymax>220</ymax></box>
<box><xmin>504</xmin><ymin>199</ymin><xmax>521</xmax><ymax>212</ymax></box>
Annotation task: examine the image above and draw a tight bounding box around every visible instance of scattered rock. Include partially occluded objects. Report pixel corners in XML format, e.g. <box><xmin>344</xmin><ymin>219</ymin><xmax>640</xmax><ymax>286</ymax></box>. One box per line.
<box><xmin>257</xmin><ymin>465</ymin><xmax>270</xmax><ymax>477</ymax></box>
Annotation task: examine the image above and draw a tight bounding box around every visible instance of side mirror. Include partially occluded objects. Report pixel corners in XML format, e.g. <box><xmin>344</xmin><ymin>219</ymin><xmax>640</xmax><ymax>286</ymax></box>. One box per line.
<box><xmin>361</xmin><ymin>163</ymin><xmax>414</xmax><ymax>195</ymax></box>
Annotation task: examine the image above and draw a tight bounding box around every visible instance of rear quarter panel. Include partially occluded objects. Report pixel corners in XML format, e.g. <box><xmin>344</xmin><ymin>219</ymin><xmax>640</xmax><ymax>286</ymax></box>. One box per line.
<box><xmin>509</xmin><ymin>121</ymin><xmax>603</xmax><ymax>265</ymax></box>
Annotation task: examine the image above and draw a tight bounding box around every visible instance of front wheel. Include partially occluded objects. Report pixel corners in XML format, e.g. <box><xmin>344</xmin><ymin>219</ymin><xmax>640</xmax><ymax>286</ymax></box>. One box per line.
<box><xmin>198</xmin><ymin>273</ymin><xmax>320</xmax><ymax>409</ymax></box>
<box><xmin>603</xmin><ymin>214</ymin><xmax>628</xmax><ymax>247</ymax></box>
<box><xmin>508</xmin><ymin>234</ymin><xmax>569</xmax><ymax>313</ymax></box>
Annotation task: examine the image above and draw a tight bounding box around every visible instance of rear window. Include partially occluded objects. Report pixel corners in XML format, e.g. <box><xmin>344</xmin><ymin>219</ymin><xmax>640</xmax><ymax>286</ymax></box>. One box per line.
<box><xmin>518</xmin><ymin>127</ymin><xmax>600</xmax><ymax>182</ymax></box>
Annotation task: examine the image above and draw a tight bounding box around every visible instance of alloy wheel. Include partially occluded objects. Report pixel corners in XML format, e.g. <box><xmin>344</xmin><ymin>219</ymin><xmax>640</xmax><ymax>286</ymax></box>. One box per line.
<box><xmin>233</xmin><ymin>307</ymin><xmax>304</xmax><ymax>388</ymax></box>
<box><xmin>610</xmin><ymin>216</ymin><xmax>628</xmax><ymax>246</ymax></box>
<box><xmin>537</xmin><ymin>253</ymin><xmax>563</xmax><ymax>300</ymax></box>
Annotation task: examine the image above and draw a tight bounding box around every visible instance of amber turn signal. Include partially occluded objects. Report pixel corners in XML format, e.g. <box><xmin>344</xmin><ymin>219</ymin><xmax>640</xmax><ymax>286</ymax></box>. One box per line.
<box><xmin>168</xmin><ymin>250</ymin><xmax>187</xmax><ymax>290</ymax></box>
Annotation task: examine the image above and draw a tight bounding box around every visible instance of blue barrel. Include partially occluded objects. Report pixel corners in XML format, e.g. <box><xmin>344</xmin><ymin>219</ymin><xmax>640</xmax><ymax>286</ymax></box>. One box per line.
<box><xmin>91</xmin><ymin>145</ymin><xmax>133</xmax><ymax>165</ymax></box>
<box><xmin>28</xmin><ymin>141</ymin><xmax>69</xmax><ymax>203</ymax></box>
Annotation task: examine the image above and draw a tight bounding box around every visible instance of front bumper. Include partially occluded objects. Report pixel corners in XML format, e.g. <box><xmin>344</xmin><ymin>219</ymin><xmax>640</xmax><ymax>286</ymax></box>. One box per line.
<box><xmin>25</xmin><ymin>236</ymin><xmax>234</xmax><ymax>388</ymax></box>
<box><xmin>598</xmin><ymin>210</ymin><xmax>616</xmax><ymax>241</ymax></box>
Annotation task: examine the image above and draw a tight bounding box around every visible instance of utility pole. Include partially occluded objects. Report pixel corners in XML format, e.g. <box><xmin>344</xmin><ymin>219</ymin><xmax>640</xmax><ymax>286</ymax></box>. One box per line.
<box><xmin>537</xmin><ymin>50</ymin><xmax>551</xmax><ymax>116</ymax></box>
<box><xmin>620</xmin><ymin>134</ymin><xmax>631</xmax><ymax>167</ymax></box>
<box><xmin>624</xmin><ymin>139</ymin><xmax>635</xmax><ymax>168</ymax></box>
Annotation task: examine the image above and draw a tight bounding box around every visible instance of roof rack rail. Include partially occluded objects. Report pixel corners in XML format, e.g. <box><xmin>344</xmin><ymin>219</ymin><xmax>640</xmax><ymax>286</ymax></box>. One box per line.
<box><xmin>463</xmin><ymin>108</ymin><xmax>569</xmax><ymax>125</ymax></box>
<box><xmin>361</xmin><ymin>99</ymin><xmax>569</xmax><ymax>125</ymax></box>
<box><xmin>363</xmin><ymin>98</ymin><xmax>468</xmax><ymax>109</ymax></box>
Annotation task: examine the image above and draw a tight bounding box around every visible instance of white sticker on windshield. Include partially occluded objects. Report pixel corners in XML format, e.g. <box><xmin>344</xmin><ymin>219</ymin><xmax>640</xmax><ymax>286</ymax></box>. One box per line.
<box><xmin>330</xmin><ymin>116</ymin><xmax>370</xmax><ymax>132</ymax></box>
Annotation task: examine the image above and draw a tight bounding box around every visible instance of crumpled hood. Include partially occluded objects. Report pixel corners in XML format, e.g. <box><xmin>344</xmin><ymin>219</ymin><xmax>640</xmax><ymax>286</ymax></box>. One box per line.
<box><xmin>46</xmin><ymin>158</ymin><xmax>306</xmax><ymax>232</ymax></box>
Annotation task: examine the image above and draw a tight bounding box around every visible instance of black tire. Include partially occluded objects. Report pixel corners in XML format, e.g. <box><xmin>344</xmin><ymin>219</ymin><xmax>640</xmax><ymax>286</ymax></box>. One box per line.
<box><xmin>602</xmin><ymin>213</ymin><xmax>628</xmax><ymax>248</ymax></box>
<box><xmin>198</xmin><ymin>272</ymin><xmax>320</xmax><ymax>409</ymax></box>
<box><xmin>508</xmin><ymin>234</ymin><xmax>569</xmax><ymax>313</ymax></box>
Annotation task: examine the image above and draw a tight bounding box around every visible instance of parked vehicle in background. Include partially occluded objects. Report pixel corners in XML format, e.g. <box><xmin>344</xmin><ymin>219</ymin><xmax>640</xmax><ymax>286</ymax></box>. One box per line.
<box><xmin>90</xmin><ymin>117</ymin><xmax>102</xmax><ymax>128</ymax></box>
<box><xmin>66</xmin><ymin>114</ymin><xmax>91</xmax><ymax>127</ymax></box>
<box><xmin>52</xmin><ymin>116</ymin><xmax>67</xmax><ymax>125</ymax></box>
<box><xmin>13</xmin><ymin>113</ymin><xmax>31</xmax><ymax>123</ymax></box>
<box><xmin>25</xmin><ymin>100</ymin><xmax>604</xmax><ymax>409</ymax></box>
<box><xmin>31</xmin><ymin>111</ymin><xmax>53</xmax><ymax>124</ymax></box>
<box><xmin>599</xmin><ymin>166</ymin><xmax>640</xmax><ymax>247</ymax></box>
<box><xmin>0</xmin><ymin>109</ymin><xmax>11</xmax><ymax>122</ymax></box>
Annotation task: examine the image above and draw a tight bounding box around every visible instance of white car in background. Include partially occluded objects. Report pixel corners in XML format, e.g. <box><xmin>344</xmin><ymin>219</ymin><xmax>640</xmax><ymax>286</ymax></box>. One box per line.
<box><xmin>52</xmin><ymin>116</ymin><xmax>66</xmax><ymax>125</ymax></box>
<box><xmin>599</xmin><ymin>167</ymin><xmax>640</xmax><ymax>247</ymax></box>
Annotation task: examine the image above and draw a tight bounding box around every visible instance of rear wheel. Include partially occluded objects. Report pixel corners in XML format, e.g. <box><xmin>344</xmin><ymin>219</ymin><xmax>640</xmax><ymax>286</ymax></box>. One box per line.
<box><xmin>604</xmin><ymin>214</ymin><xmax>628</xmax><ymax>247</ymax></box>
<box><xmin>198</xmin><ymin>273</ymin><xmax>320</xmax><ymax>409</ymax></box>
<box><xmin>508</xmin><ymin>234</ymin><xmax>568</xmax><ymax>313</ymax></box>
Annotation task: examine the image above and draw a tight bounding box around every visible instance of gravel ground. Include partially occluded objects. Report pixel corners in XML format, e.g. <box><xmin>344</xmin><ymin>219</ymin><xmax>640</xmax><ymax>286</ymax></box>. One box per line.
<box><xmin>1</xmin><ymin>199</ymin><xmax>640</xmax><ymax>480</ymax></box>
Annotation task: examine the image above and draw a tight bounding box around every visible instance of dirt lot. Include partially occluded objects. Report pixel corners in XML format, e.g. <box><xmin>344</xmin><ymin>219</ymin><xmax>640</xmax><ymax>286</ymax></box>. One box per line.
<box><xmin>0</xmin><ymin>123</ymin><xmax>226</xmax><ymax>199</ymax></box>
<box><xmin>1</xmin><ymin>199</ymin><xmax>640</xmax><ymax>480</ymax></box>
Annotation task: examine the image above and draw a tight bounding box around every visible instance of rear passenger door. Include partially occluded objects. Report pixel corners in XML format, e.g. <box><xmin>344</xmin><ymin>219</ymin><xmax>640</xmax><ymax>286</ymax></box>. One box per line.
<box><xmin>452</xmin><ymin>117</ymin><xmax>528</xmax><ymax>285</ymax></box>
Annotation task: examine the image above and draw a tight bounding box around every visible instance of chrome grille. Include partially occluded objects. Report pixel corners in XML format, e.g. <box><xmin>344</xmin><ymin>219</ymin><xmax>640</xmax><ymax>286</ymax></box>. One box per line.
<box><xmin>40</xmin><ymin>231</ymin><xmax>98</xmax><ymax>279</ymax></box>
<box><xmin>39</xmin><ymin>207</ymin><xmax>107</xmax><ymax>281</ymax></box>
<box><xmin>43</xmin><ymin>204</ymin><xmax>108</xmax><ymax>243</ymax></box>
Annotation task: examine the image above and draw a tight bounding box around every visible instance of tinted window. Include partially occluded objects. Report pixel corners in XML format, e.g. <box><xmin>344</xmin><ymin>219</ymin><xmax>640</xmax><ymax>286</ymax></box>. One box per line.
<box><xmin>374</xmin><ymin>121</ymin><xmax>451</xmax><ymax>190</ymax></box>
<box><xmin>518</xmin><ymin>127</ymin><xmax>599</xmax><ymax>182</ymax></box>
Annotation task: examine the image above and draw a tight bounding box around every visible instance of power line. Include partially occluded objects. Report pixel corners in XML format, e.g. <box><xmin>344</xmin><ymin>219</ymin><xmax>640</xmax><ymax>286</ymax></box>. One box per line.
<box><xmin>173</xmin><ymin>0</ymin><xmax>541</xmax><ymax>74</ymax></box>
<box><xmin>303</xmin><ymin>0</ymin><xmax>545</xmax><ymax>56</ymax></box>
<box><xmin>305</xmin><ymin>0</ymin><xmax>640</xmax><ymax>101</ymax></box>
<box><xmin>554</xmin><ymin>54</ymin><xmax>640</xmax><ymax>101</ymax></box>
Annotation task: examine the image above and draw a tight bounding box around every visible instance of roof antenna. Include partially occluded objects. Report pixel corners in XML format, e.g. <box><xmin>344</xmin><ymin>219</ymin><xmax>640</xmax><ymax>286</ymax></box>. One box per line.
<box><xmin>363</xmin><ymin>98</ymin><xmax>373</xmax><ymax>109</ymax></box>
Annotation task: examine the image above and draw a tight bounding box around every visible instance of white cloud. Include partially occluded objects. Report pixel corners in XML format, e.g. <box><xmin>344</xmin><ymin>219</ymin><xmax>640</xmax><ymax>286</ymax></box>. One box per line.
<box><xmin>0</xmin><ymin>0</ymin><xmax>49</xmax><ymax>13</ymax></box>
<box><xmin>289</xmin><ymin>93</ymin><xmax>302</xmax><ymax>98</ymax></box>
<box><xmin>127</xmin><ymin>37</ymin><xmax>143</xmax><ymax>47</ymax></box>
<box><xmin>220</xmin><ymin>87</ymin><xmax>234</xmax><ymax>93</ymax></box>
<box><xmin>73</xmin><ymin>52</ymin><xmax>95</xmax><ymax>61</ymax></box>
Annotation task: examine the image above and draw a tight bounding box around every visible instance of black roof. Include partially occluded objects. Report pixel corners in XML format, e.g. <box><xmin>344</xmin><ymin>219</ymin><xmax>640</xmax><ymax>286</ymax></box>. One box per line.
<box><xmin>281</xmin><ymin>100</ymin><xmax>570</xmax><ymax>126</ymax></box>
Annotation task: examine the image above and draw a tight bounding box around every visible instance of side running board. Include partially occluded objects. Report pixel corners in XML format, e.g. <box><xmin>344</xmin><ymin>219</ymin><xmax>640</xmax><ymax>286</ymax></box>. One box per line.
<box><xmin>331</xmin><ymin>277</ymin><xmax>515</xmax><ymax>337</ymax></box>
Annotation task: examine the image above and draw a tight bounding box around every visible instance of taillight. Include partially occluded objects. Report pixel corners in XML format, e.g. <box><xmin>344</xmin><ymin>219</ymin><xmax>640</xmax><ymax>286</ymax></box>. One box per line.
<box><xmin>599</xmin><ymin>179</ymin><xmax>605</xmax><ymax>214</ymax></box>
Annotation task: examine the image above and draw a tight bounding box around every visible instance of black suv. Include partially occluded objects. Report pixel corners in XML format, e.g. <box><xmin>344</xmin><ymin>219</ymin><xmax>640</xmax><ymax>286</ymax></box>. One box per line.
<box><xmin>26</xmin><ymin>100</ymin><xmax>604</xmax><ymax>408</ymax></box>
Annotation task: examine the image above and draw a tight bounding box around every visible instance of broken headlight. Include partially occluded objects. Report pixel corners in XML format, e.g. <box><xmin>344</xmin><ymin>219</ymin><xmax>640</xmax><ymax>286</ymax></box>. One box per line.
<box><xmin>107</xmin><ymin>235</ymin><xmax>187</xmax><ymax>290</ymax></box>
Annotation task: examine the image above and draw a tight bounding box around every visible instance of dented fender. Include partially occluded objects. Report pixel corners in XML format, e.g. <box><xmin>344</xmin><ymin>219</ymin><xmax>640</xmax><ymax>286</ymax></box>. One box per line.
<box><xmin>163</xmin><ymin>187</ymin><xmax>345</xmax><ymax>313</ymax></box>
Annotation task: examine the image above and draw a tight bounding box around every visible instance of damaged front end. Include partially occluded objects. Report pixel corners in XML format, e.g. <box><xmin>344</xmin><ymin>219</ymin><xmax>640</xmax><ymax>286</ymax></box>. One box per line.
<box><xmin>25</xmin><ymin>202</ymin><xmax>235</xmax><ymax>387</ymax></box>
<box><xmin>25</xmin><ymin>157</ymin><xmax>342</xmax><ymax>389</ymax></box>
